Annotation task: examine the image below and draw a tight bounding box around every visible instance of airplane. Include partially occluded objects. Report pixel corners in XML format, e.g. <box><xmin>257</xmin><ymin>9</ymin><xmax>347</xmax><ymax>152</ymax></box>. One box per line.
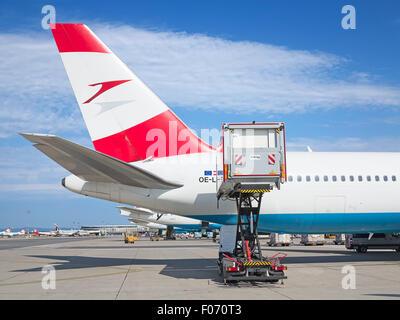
<box><xmin>33</xmin><ymin>228</ymin><xmax>57</xmax><ymax>236</ymax></box>
<box><xmin>34</xmin><ymin>225</ymin><xmax>79</xmax><ymax>236</ymax></box>
<box><xmin>54</xmin><ymin>224</ymin><xmax>80</xmax><ymax>236</ymax></box>
<box><xmin>0</xmin><ymin>228</ymin><xmax>26</xmax><ymax>237</ymax></box>
<box><xmin>21</xmin><ymin>23</ymin><xmax>400</xmax><ymax>235</ymax></box>
<box><xmin>118</xmin><ymin>206</ymin><xmax>222</xmax><ymax>232</ymax></box>
<box><xmin>74</xmin><ymin>229</ymin><xmax>103</xmax><ymax>236</ymax></box>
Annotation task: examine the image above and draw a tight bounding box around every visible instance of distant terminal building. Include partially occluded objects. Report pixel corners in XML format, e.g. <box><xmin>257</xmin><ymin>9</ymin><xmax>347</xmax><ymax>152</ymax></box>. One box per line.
<box><xmin>81</xmin><ymin>225</ymin><xmax>149</xmax><ymax>235</ymax></box>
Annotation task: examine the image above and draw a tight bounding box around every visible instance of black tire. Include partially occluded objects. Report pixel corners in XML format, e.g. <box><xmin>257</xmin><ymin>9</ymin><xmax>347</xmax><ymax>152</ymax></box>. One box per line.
<box><xmin>395</xmin><ymin>247</ymin><xmax>400</xmax><ymax>253</ymax></box>
<box><xmin>362</xmin><ymin>246</ymin><xmax>368</xmax><ymax>253</ymax></box>
<box><xmin>357</xmin><ymin>246</ymin><xmax>368</xmax><ymax>253</ymax></box>
<box><xmin>217</xmin><ymin>262</ymin><xmax>223</xmax><ymax>276</ymax></box>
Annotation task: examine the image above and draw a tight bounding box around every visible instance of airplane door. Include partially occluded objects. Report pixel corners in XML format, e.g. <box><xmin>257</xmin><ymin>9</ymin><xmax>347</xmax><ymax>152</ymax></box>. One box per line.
<box><xmin>312</xmin><ymin>196</ymin><xmax>346</xmax><ymax>232</ymax></box>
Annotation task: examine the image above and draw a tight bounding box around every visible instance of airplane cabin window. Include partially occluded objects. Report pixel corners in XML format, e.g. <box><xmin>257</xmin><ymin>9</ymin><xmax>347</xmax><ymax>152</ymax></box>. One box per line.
<box><xmin>375</xmin><ymin>175</ymin><xmax>380</xmax><ymax>182</ymax></box>
<box><xmin>358</xmin><ymin>176</ymin><xmax>363</xmax><ymax>182</ymax></box>
<box><xmin>323</xmin><ymin>175</ymin><xmax>328</xmax><ymax>182</ymax></box>
<box><xmin>367</xmin><ymin>176</ymin><xmax>371</xmax><ymax>182</ymax></box>
<box><xmin>392</xmin><ymin>176</ymin><xmax>397</xmax><ymax>182</ymax></box>
<box><xmin>332</xmin><ymin>175</ymin><xmax>337</xmax><ymax>182</ymax></box>
<box><xmin>349</xmin><ymin>175</ymin><xmax>354</xmax><ymax>182</ymax></box>
<box><xmin>288</xmin><ymin>176</ymin><xmax>293</xmax><ymax>182</ymax></box>
<box><xmin>383</xmin><ymin>176</ymin><xmax>388</xmax><ymax>182</ymax></box>
<box><xmin>297</xmin><ymin>175</ymin><xmax>302</xmax><ymax>182</ymax></box>
<box><xmin>306</xmin><ymin>176</ymin><xmax>311</xmax><ymax>182</ymax></box>
<box><xmin>341</xmin><ymin>176</ymin><xmax>345</xmax><ymax>182</ymax></box>
<box><xmin>315</xmin><ymin>175</ymin><xmax>320</xmax><ymax>182</ymax></box>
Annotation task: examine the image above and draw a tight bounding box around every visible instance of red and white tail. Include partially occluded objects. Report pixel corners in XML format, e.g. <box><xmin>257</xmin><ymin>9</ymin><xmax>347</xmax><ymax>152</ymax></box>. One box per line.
<box><xmin>54</xmin><ymin>224</ymin><xmax>60</xmax><ymax>231</ymax></box>
<box><xmin>4</xmin><ymin>228</ymin><xmax>11</xmax><ymax>233</ymax></box>
<box><xmin>50</xmin><ymin>23</ymin><xmax>212</xmax><ymax>162</ymax></box>
<box><xmin>34</xmin><ymin>228</ymin><xmax>39</xmax><ymax>234</ymax></box>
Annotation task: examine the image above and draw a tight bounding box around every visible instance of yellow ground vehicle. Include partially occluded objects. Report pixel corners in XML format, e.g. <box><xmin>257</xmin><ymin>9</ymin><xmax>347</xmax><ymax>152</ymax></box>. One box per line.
<box><xmin>124</xmin><ymin>232</ymin><xmax>138</xmax><ymax>244</ymax></box>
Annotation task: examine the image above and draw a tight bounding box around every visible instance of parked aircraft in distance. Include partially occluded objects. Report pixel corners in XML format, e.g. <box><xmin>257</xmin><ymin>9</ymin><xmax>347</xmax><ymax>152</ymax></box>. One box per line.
<box><xmin>0</xmin><ymin>228</ymin><xmax>26</xmax><ymax>237</ymax></box>
<box><xmin>54</xmin><ymin>224</ymin><xmax>81</xmax><ymax>236</ymax></box>
<box><xmin>21</xmin><ymin>23</ymin><xmax>400</xmax><ymax>234</ymax></box>
<box><xmin>74</xmin><ymin>229</ymin><xmax>103</xmax><ymax>236</ymax></box>
<box><xmin>33</xmin><ymin>228</ymin><xmax>56</xmax><ymax>236</ymax></box>
<box><xmin>34</xmin><ymin>225</ymin><xmax>81</xmax><ymax>236</ymax></box>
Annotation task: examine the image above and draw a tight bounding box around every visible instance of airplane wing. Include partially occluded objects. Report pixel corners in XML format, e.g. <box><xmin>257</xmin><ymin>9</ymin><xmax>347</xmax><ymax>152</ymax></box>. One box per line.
<box><xmin>127</xmin><ymin>217</ymin><xmax>166</xmax><ymax>229</ymax></box>
<box><xmin>128</xmin><ymin>216</ymin><xmax>152</xmax><ymax>224</ymax></box>
<box><xmin>118</xmin><ymin>206</ymin><xmax>154</xmax><ymax>217</ymax></box>
<box><xmin>20</xmin><ymin>133</ymin><xmax>183</xmax><ymax>190</ymax></box>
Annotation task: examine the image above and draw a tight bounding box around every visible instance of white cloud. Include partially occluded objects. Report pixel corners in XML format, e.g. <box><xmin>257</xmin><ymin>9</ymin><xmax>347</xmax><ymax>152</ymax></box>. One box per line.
<box><xmin>0</xmin><ymin>144</ymin><xmax>68</xmax><ymax>197</ymax></box>
<box><xmin>94</xmin><ymin>24</ymin><xmax>400</xmax><ymax>113</ymax></box>
<box><xmin>0</xmin><ymin>184</ymin><xmax>62</xmax><ymax>192</ymax></box>
<box><xmin>0</xmin><ymin>23</ymin><xmax>400</xmax><ymax>139</ymax></box>
<box><xmin>0</xmin><ymin>32</ymin><xmax>86</xmax><ymax>138</ymax></box>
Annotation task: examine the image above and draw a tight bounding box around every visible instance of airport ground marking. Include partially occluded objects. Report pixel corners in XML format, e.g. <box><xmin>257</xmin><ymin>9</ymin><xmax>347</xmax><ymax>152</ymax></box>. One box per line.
<box><xmin>0</xmin><ymin>269</ymin><xmax>141</xmax><ymax>287</ymax></box>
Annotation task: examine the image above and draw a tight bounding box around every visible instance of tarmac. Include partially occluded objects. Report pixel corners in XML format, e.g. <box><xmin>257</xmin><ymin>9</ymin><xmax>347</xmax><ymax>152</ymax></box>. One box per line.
<box><xmin>0</xmin><ymin>236</ymin><xmax>399</xmax><ymax>300</ymax></box>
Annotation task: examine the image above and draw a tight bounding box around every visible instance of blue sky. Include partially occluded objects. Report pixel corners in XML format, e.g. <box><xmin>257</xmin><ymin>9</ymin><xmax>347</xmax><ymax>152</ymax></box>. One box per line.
<box><xmin>1</xmin><ymin>0</ymin><xmax>400</xmax><ymax>228</ymax></box>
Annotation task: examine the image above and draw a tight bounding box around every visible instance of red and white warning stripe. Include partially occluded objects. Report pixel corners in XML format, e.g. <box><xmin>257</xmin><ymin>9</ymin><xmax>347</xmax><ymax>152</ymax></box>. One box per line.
<box><xmin>235</xmin><ymin>154</ymin><xmax>243</xmax><ymax>165</ymax></box>
<box><xmin>268</xmin><ymin>154</ymin><xmax>276</xmax><ymax>165</ymax></box>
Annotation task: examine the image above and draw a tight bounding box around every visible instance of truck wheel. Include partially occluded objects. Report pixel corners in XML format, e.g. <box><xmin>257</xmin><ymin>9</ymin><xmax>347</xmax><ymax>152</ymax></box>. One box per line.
<box><xmin>358</xmin><ymin>246</ymin><xmax>368</xmax><ymax>253</ymax></box>
<box><xmin>396</xmin><ymin>247</ymin><xmax>400</xmax><ymax>253</ymax></box>
<box><xmin>217</xmin><ymin>262</ymin><xmax>223</xmax><ymax>276</ymax></box>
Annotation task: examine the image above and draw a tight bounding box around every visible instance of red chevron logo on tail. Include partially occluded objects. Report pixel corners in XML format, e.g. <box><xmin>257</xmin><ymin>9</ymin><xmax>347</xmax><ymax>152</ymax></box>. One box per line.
<box><xmin>83</xmin><ymin>79</ymin><xmax>132</xmax><ymax>104</ymax></box>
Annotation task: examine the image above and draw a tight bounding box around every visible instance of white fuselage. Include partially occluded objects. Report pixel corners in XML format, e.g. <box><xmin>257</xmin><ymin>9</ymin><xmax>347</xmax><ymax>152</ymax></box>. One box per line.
<box><xmin>0</xmin><ymin>229</ymin><xmax>25</xmax><ymax>237</ymax></box>
<box><xmin>64</xmin><ymin>151</ymin><xmax>400</xmax><ymax>234</ymax></box>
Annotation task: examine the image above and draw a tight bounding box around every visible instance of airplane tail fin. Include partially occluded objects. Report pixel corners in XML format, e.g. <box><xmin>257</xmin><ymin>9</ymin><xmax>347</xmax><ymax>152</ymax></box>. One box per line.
<box><xmin>50</xmin><ymin>23</ymin><xmax>213</xmax><ymax>162</ymax></box>
<box><xmin>34</xmin><ymin>228</ymin><xmax>39</xmax><ymax>234</ymax></box>
<box><xmin>54</xmin><ymin>224</ymin><xmax>60</xmax><ymax>231</ymax></box>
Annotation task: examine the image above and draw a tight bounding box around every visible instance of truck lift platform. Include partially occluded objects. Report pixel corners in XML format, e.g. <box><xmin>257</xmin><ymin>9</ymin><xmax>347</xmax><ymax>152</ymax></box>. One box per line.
<box><xmin>216</xmin><ymin>122</ymin><xmax>287</xmax><ymax>283</ymax></box>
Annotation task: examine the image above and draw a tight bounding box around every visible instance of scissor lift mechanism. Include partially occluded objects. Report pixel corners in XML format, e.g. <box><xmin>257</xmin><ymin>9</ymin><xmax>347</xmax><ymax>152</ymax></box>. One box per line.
<box><xmin>217</xmin><ymin>122</ymin><xmax>287</xmax><ymax>283</ymax></box>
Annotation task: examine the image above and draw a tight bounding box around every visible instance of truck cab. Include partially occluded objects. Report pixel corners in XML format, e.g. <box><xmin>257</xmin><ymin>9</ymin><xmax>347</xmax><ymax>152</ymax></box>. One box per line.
<box><xmin>124</xmin><ymin>232</ymin><xmax>138</xmax><ymax>244</ymax></box>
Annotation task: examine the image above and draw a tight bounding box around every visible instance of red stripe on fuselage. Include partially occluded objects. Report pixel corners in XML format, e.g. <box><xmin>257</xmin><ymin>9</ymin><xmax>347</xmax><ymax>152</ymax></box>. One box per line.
<box><xmin>50</xmin><ymin>23</ymin><xmax>111</xmax><ymax>53</ymax></box>
<box><xmin>92</xmin><ymin>110</ymin><xmax>214</xmax><ymax>162</ymax></box>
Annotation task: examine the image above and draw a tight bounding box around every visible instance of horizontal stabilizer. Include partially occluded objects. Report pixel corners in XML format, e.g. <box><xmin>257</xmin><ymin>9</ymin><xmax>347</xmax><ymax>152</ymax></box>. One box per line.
<box><xmin>20</xmin><ymin>133</ymin><xmax>183</xmax><ymax>190</ymax></box>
